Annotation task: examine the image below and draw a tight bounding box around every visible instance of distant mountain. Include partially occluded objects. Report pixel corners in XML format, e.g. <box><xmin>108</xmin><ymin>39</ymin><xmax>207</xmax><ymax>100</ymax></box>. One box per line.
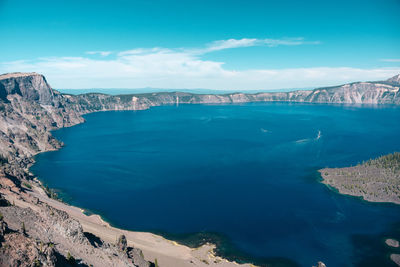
<box><xmin>57</xmin><ymin>87</ymin><xmax>309</xmax><ymax>95</ymax></box>
<box><xmin>386</xmin><ymin>74</ymin><xmax>400</xmax><ymax>85</ymax></box>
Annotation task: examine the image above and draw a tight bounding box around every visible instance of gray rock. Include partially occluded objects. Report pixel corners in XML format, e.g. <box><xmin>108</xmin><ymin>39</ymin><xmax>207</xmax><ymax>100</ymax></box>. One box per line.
<box><xmin>0</xmin><ymin>73</ymin><xmax>54</xmax><ymax>105</ymax></box>
<box><xmin>386</xmin><ymin>238</ymin><xmax>400</xmax><ymax>248</ymax></box>
<box><xmin>391</xmin><ymin>254</ymin><xmax>400</xmax><ymax>267</ymax></box>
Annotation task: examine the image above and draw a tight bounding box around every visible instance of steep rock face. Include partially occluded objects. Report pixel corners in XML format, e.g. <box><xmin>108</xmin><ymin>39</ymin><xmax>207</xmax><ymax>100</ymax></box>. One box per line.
<box><xmin>0</xmin><ymin>73</ymin><xmax>55</xmax><ymax>105</ymax></box>
<box><xmin>308</xmin><ymin>81</ymin><xmax>400</xmax><ymax>104</ymax></box>
<box><xmin>60</xmin><ymin>74</ymin><xmax>400</xmax><ymax>111</ymax></box>
<box><xmin>0</xmin><ymin>73</ymin><xmax>83</xmax><ymax>161</ymax></box>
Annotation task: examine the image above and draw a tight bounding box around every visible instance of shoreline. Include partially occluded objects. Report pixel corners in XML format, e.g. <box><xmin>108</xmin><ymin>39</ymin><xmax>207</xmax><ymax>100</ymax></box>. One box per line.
<box><xmin>319</xmin><ymin>163</ymin><xmax>400</xmax><ymax>206</ymax></box>
<box><xmin>1</xmin><ymin>175</ymin><xmax>255</xmax><ymax>267</ymax></box>
<box><xmin>318</xmin><ymin>172</ymin><xmax>400</xmax><ymax>210</ymax></box>
<box><xmin>2</xmin><ymin>102</ymin><xmax>256</xmax><ymax>267</ymax></box>
<box><xmin>29</xmin><ymin>167</ymin><xmax>298</xmax><ymax>267</ymax></box>
<box><xmin>320</xmin><ymin>178</ymin><xmax>400</xmax><ymax>206</ymax></box>
<box><xmin>25</xmin><ymin>107</ymin><xmax>300</xmax><ymax>267</ymax></box>
<box><xmin>30</xmin><ymin>107</ymin><xmax>399</xmax><ymax>267</ymax></box>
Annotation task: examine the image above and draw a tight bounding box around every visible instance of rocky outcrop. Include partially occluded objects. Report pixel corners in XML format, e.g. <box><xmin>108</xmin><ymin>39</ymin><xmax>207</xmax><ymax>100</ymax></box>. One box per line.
<box><xmin>0</xmin><ymin>73</ymin><xmax>55</xmax><ymax>104</ymax></box>
<box><xmin>0</xmin><ymin>229</ymin><xmax>58</xmax><ymax>267</ymax></box>
<box><xmin>117</xmin><ymin>234</ymin><xmax>128</xmax><ymax>252</ymax></box>
<box><xmin>0</xmin><ymin>73</ymin><xmax>84</xmax><ymax>162</ymax></box>
<box><xmin>386</xmin><ymin>239</ymin><xmax>400</xmax><ymax>248</ymax></box>
<box><xmin>391</xmin><ymin>254</ymin><xmax>400</xmax><ymax>267</ymax></box>
<box><xmin>0</xmin><ymin>203</ymin><xmax>150</xmax><ymax>267</ymax></box>
<box><xmin>0</xmin><ymin>173</ymin><xmax>151</xmax><ymax>267</ymax></box>
<box><xmin>0</xmin><ymin>195</ymin><xmax>58</xmax><ymax>267</ymax></box>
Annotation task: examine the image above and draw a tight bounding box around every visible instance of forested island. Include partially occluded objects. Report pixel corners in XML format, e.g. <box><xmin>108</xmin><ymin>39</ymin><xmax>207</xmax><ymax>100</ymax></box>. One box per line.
<box><xmin>320</xmin><ymin>153</ymin><xmax>400</xmax><ymax>204</ymax></box>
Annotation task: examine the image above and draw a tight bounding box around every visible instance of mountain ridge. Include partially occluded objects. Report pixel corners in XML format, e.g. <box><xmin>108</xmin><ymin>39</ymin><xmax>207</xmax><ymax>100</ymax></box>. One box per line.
<box><xmin>1</xmin><ymin>72</ymin><xmax>399</xmax><ymax>162</ymax></box>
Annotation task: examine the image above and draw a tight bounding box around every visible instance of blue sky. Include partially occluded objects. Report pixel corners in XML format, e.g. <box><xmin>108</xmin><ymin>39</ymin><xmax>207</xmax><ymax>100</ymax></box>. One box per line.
<box><xmin>0</xmin><ymin>0</ymin><xmax>399</xmax><ymax>90</ymax></box>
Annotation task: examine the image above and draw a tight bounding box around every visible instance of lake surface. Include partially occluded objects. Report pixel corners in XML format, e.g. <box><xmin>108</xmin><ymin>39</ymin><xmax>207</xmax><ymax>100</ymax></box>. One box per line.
<box><xmin>31</xmin><ymin>103</ymin><xmax>400</xmax><ymax>266</ymax></box>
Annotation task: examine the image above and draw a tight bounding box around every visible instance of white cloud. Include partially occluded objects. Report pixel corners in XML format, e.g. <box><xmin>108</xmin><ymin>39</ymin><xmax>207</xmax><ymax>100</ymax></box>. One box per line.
<box><xmin>86</xmin><ymin>51</ymin><xmax>112</xmax><ymax>57</ymax></box>
<box><xmin>191</xmin><ymin>37</ymin><xmax>320</xmax><ymax>54</ymax></box>
<box><xmin>0</xmin><ymin>38</ymin><xmax>399</xmax><ymax>90</ymax></box>
<box><xmin>117</xmin><ymin>48</ymin><xmax>168</xmax><ymax>57</ymax></box>
<box><xmin>204</xmin><ymin>38</ymin><xmax>259</xmax><ymax>52</ymax></box>
<box><xmin>381</xmin><ymin>59</ymin><xmax>400</xmax><ymax>62</ymax></box>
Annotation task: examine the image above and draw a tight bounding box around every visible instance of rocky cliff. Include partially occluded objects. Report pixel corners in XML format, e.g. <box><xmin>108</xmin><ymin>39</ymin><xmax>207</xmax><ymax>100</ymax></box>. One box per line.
<box><xmin>0</xmin><ymin>73</ymin><xmax>152</xmax><ymax>267</ymax></box>
<box><xmin>0</xmin><ymin>73</ymin><xmax>83</xmax><ymax>163</ymax></box>
<box><xmin>1</xmin><ymin>72</ymin><xmax>399</xmax><ymax>163</ymax></box>
<box><xmin>60</xmin><ymin>73</ymin><xmax>400</xmax><ymax>114</ymax></box>
<box><xmin>0</xmin><ymin>72</ymin><xmax>399</xmax><ymax>266</ymax></box>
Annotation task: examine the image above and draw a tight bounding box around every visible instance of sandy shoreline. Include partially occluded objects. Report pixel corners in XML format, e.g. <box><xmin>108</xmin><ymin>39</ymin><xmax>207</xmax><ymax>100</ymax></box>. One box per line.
<box><xmin>1</xmin><ymin>175</ymin><xmax>253</xmax><ymax>267</ymax></box>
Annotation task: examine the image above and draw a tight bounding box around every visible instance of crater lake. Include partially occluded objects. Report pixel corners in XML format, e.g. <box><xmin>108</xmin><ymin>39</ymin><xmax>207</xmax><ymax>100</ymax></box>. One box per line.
<box><xmin>31</xmin><ymin>102</ymin><xmax>400</xmax><ymax>266</ymax></box>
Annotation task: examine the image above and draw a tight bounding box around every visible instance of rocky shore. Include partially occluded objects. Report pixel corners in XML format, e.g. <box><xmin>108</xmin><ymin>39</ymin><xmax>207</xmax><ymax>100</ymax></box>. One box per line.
<box><xmin>0</xmin><ymin>72</ymin><xmax>399</xmax><ymax>266</ymax></box>
<box><xmin>320</xmin><ymin>153</ymin><xmax>400</xmax><ymax>205</ymax></box>
<box><xmin>0</xmin><ymin>171</ymin><xmax>252</xmax><ymax>267</ymax></box>
<box><xmin>385</xmin><ymin>239</ymin><xmax>400</xmax><ymax>266</ymax></box>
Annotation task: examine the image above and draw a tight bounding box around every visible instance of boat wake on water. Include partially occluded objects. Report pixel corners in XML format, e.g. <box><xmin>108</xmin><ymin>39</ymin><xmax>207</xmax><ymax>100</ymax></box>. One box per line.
<box><xmin>295</xmin><ymin>130</ymin><xmax>322</xmax><ymax>144</ymax></box>
<box><xmin>315</xmin><ymin>130</ymin><xmax>322</xmax><ymax>140</ymax></box>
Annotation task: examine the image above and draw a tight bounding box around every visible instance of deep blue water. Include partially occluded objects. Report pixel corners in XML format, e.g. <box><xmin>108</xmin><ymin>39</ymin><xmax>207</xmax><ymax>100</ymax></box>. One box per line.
<box><xmin>31</xmin><ymin>103</ymin><xmax>400</xmax><ymax>266</ymax></box>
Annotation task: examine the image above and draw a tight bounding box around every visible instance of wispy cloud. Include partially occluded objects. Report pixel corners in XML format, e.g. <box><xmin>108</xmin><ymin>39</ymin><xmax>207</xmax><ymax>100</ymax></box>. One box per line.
<box><xmin>199</xmin><ymin>38</ymin><xmax>260</xmax><ymax>53</ymax></box>
<box><xmin>381</xmin><ymin>59</ymin><xmax>400</xmax><ymax>62</ymax></box>
<box><xmin>117</xmin><ymin>38</ymin><xmax>319</xmax><ymax>57</ymax></box>
<box><xmin>0</xmin><ymin>38</ymin><xmax>398</xmax><ymax>90</ymax></box>
<box><xmin>187</xmin><ymin>37</ymin><xmax>320</xmax><ymax>54</ymax></box>
<box><xmin>204</xmin><ymin>37</ymin><xmax>320</xmax><ymax>53</ymax></box>
<box><xmin>86</xmin><ymin>51</ymin><xmax>112</xmax><ymax>57</ymax></box>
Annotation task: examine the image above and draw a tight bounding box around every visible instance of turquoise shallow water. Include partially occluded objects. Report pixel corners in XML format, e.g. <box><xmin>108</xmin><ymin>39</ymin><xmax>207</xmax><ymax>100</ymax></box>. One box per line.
<box><xmin>31</xmin><ymin>103</ymin><xmax>400</xmax><ymax>266</ymax></box>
